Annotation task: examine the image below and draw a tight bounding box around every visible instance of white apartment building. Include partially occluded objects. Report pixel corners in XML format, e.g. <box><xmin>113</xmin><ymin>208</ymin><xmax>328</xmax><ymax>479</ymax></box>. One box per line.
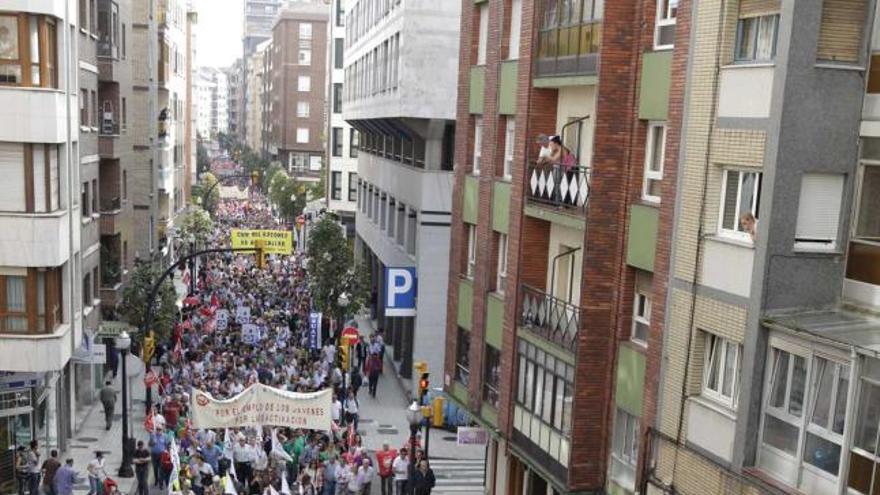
<box><xmin>245</xmin><ymin>40</ymin><xmax>270</xmax><ymax>152</ymax></box>
<box><xmin>196</xmin><ymin>66</ymin><xmax>229</xmax><ymax>138</ymax></box>
<box><xmin>0</xmin><ymin>1</ymin><xmax>88</xmax><ymax>481</ymax></box>
<box><xmin>343</xmin><ymin>0</ymin><xmax>460</xmax><ymax>384</ymax></box>
<box><xmin>326</xmin><ymin>0</ymin><xmax>356</xmax><ymax>235</ymax></box>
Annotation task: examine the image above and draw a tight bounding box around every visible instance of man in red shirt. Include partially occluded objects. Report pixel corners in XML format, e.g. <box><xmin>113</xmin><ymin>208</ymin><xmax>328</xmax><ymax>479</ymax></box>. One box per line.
<box><xmin>374</xmin><ymin>441</ymin><xmax>397</xmax><ymax>495</ymax></box>
<box><xmin>163</xmin><ymin>396</ymin><xmax>181</xmax><ymax>428</ymax></box>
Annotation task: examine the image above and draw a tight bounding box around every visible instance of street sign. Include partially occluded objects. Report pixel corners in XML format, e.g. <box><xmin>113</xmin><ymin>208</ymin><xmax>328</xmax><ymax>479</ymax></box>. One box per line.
<box><xmin>308</xmin><ymin>312</ymin><xmax>322</xmax><ymax>349</ymax></box>
<box><xmin>97</xmin><ymin>321</ymin><xmax>135</xmax><ymax>338</ymax></box>
<box><xmin>341</xmin><ymin>327</ymin><xmax>359</xmax><ymax>339</ymax></box>
<box><xmin>385</xmin><ymin>267</ymin><xmax>417</xmax><ymax>317</ymax></box>
<box><xmin>230</xmin><ymin>229</ymin><xmax>293</xmax><ymax>255</ymax></box>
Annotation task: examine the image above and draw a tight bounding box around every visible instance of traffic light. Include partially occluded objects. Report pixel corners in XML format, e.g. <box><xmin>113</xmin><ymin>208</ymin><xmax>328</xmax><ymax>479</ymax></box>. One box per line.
<box><xmin>143</xmin><ymin>331</ymin><xmax>156</xmax><ymax>364</ymax></box>
<box><xmin>431</xmin><ymin>396</ymin><xmax>444</xmax><ymax>427</ymax></box>
<box><xmin>338</xmin><ymin>344</ymin><xmax>350</xmax><ymax>371</ymax></box>
<box><xmin>418</xmin><ymin>372</ymin><xmax>430</xmax><ymax>402</ymax></box>
<box><xmin>254</xmin><ymin>239</ymin><xmax>266</xmax><ymax>269</ymax></box>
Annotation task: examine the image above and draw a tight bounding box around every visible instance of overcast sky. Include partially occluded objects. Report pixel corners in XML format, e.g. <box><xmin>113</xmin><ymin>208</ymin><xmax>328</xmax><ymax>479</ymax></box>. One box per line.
<box><xmin>196</xmin><ymin>0</ymin><xmax>244</xmax><ymax>69</ymax></box>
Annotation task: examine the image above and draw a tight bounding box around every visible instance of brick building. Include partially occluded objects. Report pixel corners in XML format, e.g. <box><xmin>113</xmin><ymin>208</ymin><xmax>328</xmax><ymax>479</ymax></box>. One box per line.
<box><xmin>442</xmin><ymin>0</ymin><xmax>688</xmax><ymax>493</ymax></box>
<box><xmin>265</xmin><ymin>4</ymin><xmax>328</xmax><ymax>181</ymax></box>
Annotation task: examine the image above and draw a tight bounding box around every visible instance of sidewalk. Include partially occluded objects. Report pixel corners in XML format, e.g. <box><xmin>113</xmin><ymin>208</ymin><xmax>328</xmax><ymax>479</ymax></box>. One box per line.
<box><xmin>63</xmin><ymin>357</ymin><xmax>148</xmax><ymax>495</ymax></box>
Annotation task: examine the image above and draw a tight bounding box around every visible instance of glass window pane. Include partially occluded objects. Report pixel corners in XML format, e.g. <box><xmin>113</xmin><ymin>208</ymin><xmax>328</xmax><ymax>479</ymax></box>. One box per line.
<box><xmin>770</xmin><ymin>349</ymin><xmax>790</xmax><ymax>409</ymax></box>
<box><xmin>833</xmin><ymin>366</ymin><xmax>849</xmax><ymax>435</ymax></box>
<box><xmin>811</xmin><ymin>358</ymin><xmax>832</xmax><ymax>429</ymax></box>
<box><xmin>739</xmin><ymin>172</ymin><xmax>758</xmax><ymax>219</ymax></box>
<box><xmin>854</xmin><ymin>382</ymin><xmax>880</xmax><ymax>454</ymax></box>
<box><xmin>755</xmin><ymin>15</ymin><xmax>778</xmax><ymax>61</ymax></box>
<box><xmin>856</xmin><ymin>165</ymin><xmax>880</xmax><ymax>240</ymax></box>
<box><xmin>789</xmin><ymin>355</ymin><xmax>807</xmax><ymax>417</ymax></box>
<box><xmin>736</xmin><ymin>18</ymin><xmax>756</xmax><ymax>60</ymax></box>
<box><xmin>6</xmin><ymin>276</ymin><xmax>25</xmax><ymax>312</ymax></box>
<box><xmin>763</xmin><ymin>414</ymin><xmax>799</xmax><ymax>455</ymax></box>
<box><xmin>707</xmin><ymin>337</ymin><xmax>721</xmax><ymax>392</ymax></box>
<box><xmin>803</xmin><ymin>432</ymin><xmax>841</xmax><ymax>475</ymax></box>
<box><xmin>0</xmin><ymin>16</ymin><xmax>19</xmax><ymax>60</ymax></box>
<box><xmin>722</xmin><ymin>171</ymin><xmax>740</xmax><ymax>230</ymax></box>
<box><xmin>543</xmin><ymin>369</ymin><xmax>555</xmax><ymax>422</ymax></box>
<box><xmin>721</xmin><ymin>341</ymin><xmax>737</xmax><ymax>398</ymax></box>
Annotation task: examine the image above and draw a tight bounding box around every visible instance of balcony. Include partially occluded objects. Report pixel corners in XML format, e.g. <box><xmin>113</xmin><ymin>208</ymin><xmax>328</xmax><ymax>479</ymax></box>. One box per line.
<box><xmin>99</xmin><ymin>122</ymin><xmax>122</xmax><ymax>157</ymax></box>
<box><xmin>527</xmin><ymin>163</ymin><xmax>590</xmax><ymax>211</ymax></box>
<box><xmin>99</xmin><ymin>197</ymin><xmax>122</xmax><ymax>235</ymax></box>
<box><xmin>519</xmin><ymin>284</ymin><xmax>582</xmax><ymax>346</ymax></box>
<box><xmin>535</xmin><ymin>0</ymin><xmax>603</xmax><ymax>79</ymax></box>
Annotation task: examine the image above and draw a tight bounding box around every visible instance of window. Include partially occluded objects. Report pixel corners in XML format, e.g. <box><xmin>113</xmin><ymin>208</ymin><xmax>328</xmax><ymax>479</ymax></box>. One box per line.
<box><xmin>348</xmin><ymin>172</ymin><xmax>358</xmax><ymax>202</ymax></box>
<box><xmin>350</xmin><ymin>130</ymin><xmax>359</xmax><ymax>158</ymax></box>
<box><xmin>455</xmin><ymin>327</ymin><xmax>471</xmax><ymax>386</ymax></box>
<box><xmin>91</xmin><ymin>179</ymin><xmax>97</xmax><ymax>215</ymax></box>
<box><xmin>82</xmin><ymin>272</ymin><xmax>91</xmax><ymax>308</ymax></box>
<box><xmin>719</xmin><ymin>169</ymin><xmax>762</xmax><ymax>241</ymax></box>
<box><xmin>643</xmin><ymin>123</ymin><xmax>665</xmax><ymax>202</ymax></box>
<box><xmin>735</xmin><ymin>14</ymin><xmax>779</xmax><ymax>63</ymax></box>
<box><xmin>503</xmin><ymin>118</ymin><xmax>515</xmax><ymax>180</ymax></box>
<box><xmin>333</xmin><ymin>83</ymin><xmax>342</xmax><ymax>113</ymax></box>
<box><xmin>3</xmin><ymin>276</ymin><xmax>26</xmax><ymax>332</ymax></box>
<box><xmin>331</xmin><ymin>171</ymin><xmax>342</xmax><ymax>200</ymax></box>
<box><xmin>816</xmin><ymin>0</ymin><xmax>867</xmax><ymax>64</ymax></box>
<box><xmin>80</xmin><ymin>89</ymin><xmax>88</xmax><ymax>125</ymax></box>
<box><xmin>332</xmin><ymin>127</ymin><xmax>343</xmax><ymax>157</ymax></box>
<box><xmin>515</xmin><ymin>338</ymin><xmax>574</xmax><ymax>440</ymax></box>
<box><xmin>296</xmin><ymin>128</ymin><xmax>309</xmax><ymax>144</ymax></box>
<box><xmin>758</xmin><ymin>344</ymin><xmax>851</xmax><ymax>488</ymax></box>
<box><xmin>0</xmin><ymin>14</ymin><xmax>58</xmax><ymax>88</ymax></box>
<box><xmin>794</xmin><ymin>173</ymin><xmax>844</xmax><ymax>250</ymax></box>
<box><xmin>508</xmin><ymin>0</ymin><xmax>522</xmax><ymax>60</ymax></box>
<box><xmin>81</xmin><ymin>182</ymin><xmax>90</xmax><ymax>217</ymax></box>
<box><xmin>335</xmin><ymin>0</ymin><xmax>344</xmax><ymax>26</ymax></box>
<box><xmin>473</xmin><ymin>117</ymin><xmax>483</xmax><ymax>175</ymax></box>
<box><xmin>477</xmin><ymin>4</ymin><xmax>489</xmax><ymax>65</ymax></box>
<box><xmin>483</xmin><ymin>345</ymin><xmax>501</xmax><ymax>408</ymax></box>
<box><xmin>610</xmin><ymin>408</ymin><xmax>641</xmax><ymax>491</ymax></box>
<box><xmin>496</xmin><ymin>233</ymin><xmax>508</xmax><ymax>294</ymax></box>
<box><xmin>297</xmin><ymin>75</ymin><xmax>311</xmax><ymax>91</ymax></box>
<box><xmin>466</xmin><ymin>224</ymin><xmax>477</xmax><ymax>278</ymax></box>
<box><xmin>655</xmin><ymin>0</ymin><xmax>678</xmax><ymax>49</ymax></box>
<box><xmin>297</xmin><ymin>101</ymin><xmax>310</xmax><ymax>118</ymax></box>
<box><xmin>299</xmin><ymin>49</ymin><xmax>311</xmax><ymax>66</ymax></box>
<box><xmin>702</xmin><ymin>334</ymin><xmax>740</xmax><ymax>407</ymax></box>
<box><xmin>632</xmin><ymin>291</ymin><xmax>651</xmax><ymax>345</ymax></box>
<box><xmin>299</xmin><ymin>23</ymin><xmax>312</xmax><ymax>40</ymax></box>
<box><xmin>91</xmin><ymin>90</ymin><xmax>98</xmax><ymax>127</ymax></box>
<box><xmin>334</xmin><ymin>38</ymin><xmax>344</xmax><ymax>69</ymax></box>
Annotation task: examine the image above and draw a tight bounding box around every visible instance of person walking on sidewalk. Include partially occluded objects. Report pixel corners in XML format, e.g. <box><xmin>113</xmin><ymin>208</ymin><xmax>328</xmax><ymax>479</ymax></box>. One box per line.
<box><xmin>99</xmin><ymin>381</ymin><xmax>117</xmax><ymax>431</ymax></box>
<box><xmin>133</xmin><ymin>440</ymin><xmax>151</xmax><ymax>495</ymax></box>
<box><xmin>41</xmin><ymin>449</ymin><xmax>61</xmax><ymax>495</ymax></box>
<box><xmin>374</xmin><ymin>442</ymin><xmax>396</xmax><ymax>495</ymax></box>
<box><xmin>53</xmin><ymin>459</ymin><xmax>82</xmax><ymax>495</ymax></box>
<box><xmin>391</xmin><ymin>449</ymin><xmax>409</xmax><ymax>495</ymax></box>
<box><xmin>365</xmin><ymin>353</ymin><xmax>381</xmax><ymax>399</ymax></box>
<box><xmin>149</xmin><ymin>427</ymin><xmax>168</xmax><ymax>487</ymax></box>
<box><xmin>408</xmin><ymin>460</ymin><xmax>435</xmax><ymax>495</ymax></box>
<box><xmin>343</xmin><ymin>392</ymin><xmax>359</xmax><ymax>432</ymax></box>
<box><xmin>15</xmin><ymin>446</ymin><xmax>29</xmax><ymax>495</ymax></box>
<box><xmin>27</xmin><ymin>440</ymin><xmax>41</xmax><ymax>495</ymax></box>
<box><xmin>357</xmin><ymin>458</ymin><xmax>375</xmax><ymax>495</ymax></box>
<box><xmin>86</xmin><ymin>452</ymin><xmax>106</xmax><ymax>495</ymax></box>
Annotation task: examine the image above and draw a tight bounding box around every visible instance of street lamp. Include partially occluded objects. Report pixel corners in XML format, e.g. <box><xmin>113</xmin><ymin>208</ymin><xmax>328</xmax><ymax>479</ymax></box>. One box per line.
<box><xmin>116</xmin><ymin>331</ymin><xmax>134</xmax><ymax>478</ymax></box>
<box><xmin>406</xmin><ymin>400</ymin><xmax>421</xmax><ymax>471</ymax></box>
<box><xmin>187</xmin><ymin>233</ymin><xmax>197</xmax><ymax>295</ymax></box>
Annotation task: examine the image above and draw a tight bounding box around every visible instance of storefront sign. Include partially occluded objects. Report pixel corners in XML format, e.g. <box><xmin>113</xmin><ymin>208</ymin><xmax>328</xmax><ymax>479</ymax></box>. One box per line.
<box><xmin>308</xmin><ymin>312</ymin><xmax>321</xmax><ymax>350</ymax></box>
<box><xmin>385</xmin><ymin>267</ymin><xmax>417</xmax><ymax>317</ymax></box>
<box><xmin>97</xmin><ymin>321</ymin><xmax>135</xmax><ymax>338</ymax></box>
<box><xmin>456</xmin><ymin>427</ymin><xmax>488</xmax><ymax>446</ymax></box>
<box><xmin>190</xmin><ymin>384</ymin><xmax>332</xmax><ymax>431</ymax></box>
<box><xmin>230</xmin><ymin>229</ymin><xmax>293</xmax><ymax>255</ymax></box>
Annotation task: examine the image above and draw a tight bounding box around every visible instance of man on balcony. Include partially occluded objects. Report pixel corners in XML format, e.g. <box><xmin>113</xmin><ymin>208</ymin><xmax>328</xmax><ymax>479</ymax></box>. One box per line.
<box><xmin>536</xmin><ymin>134</ymin><xmax>552</xmax><ymax>165</ymax></box>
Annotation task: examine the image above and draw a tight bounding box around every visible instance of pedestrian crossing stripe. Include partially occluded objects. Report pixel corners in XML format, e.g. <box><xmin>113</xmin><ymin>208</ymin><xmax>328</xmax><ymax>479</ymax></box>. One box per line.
<box><xmin>429</xmin><ymin>458</ymin><xmax>486</xmax><ymax>493</ymax></box>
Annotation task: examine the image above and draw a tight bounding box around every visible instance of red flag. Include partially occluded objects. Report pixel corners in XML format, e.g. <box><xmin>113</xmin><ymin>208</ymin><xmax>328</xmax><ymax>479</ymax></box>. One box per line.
<box><xmin>144</xmin><ymin>413</ymin><xmax>154</xmax><ymax>433</ymax></box>
<box><xmin>210</xmin><ymin>294</ymin><xmax>219</xmax><ymax>308</ymax></box>
<box><xmin>144</xmin><ymin>370</ymin><xmax>158</xmax><ymax>387</ymax></box>
<box><xmin>182</xmin><ymin>269</ymin><xmax>191</xmax><ymax>287</ymax></box>
<box><xmin>173</xmin><ymin>339</ymin><xmax>183</xmax><ymax>359</ymax></box>
<box><xmin>183</xmin><ymin>295</ymin><xmax>199</xmax><ymax>306</ymax></box>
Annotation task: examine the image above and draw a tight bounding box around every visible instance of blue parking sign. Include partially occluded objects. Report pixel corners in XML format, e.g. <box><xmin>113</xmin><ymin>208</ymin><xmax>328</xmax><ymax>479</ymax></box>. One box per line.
<box><xmin>385</xmin><ymin>267</ymin><xmax>417</xmax><ymax>317</ymax></box>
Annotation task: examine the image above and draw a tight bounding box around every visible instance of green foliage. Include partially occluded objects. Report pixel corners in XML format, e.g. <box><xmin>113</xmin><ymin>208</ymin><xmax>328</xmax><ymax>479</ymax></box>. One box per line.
<box><xmin>306</xmin><ymin>216</ymin><xmax>369</xmax><ymax>319</ymax></box>
<box><xmin>192</xmin><ymin>172</ymin><xmax>221</xmax><ymax>212</ymax></box>
<box><xmin>176</xmin><ymin>206</ymin><xmax>214</xmax><ymax>247</ymax></box>
<box><xmin>118</xmin><ymin>259</ymin><xmax>178</xmax><ymax>341</ymax></box>
<box><xmin>197</xmin><ymin>139</ymin><xmax>210</xmax><ymax>177</ymax></box>
<box><xmin>268</xmin><ymin>170</ymin><xmax>308</xmax><ymax>220</ymax></box>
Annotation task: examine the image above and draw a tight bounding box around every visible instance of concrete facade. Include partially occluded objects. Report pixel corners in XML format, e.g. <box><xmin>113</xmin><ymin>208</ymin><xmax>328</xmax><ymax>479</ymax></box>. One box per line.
<box><xmin>344</xmin><ymin>0</ymin><xmax>459</xmax><ymax>387</ymax></box>
<box><xmin>196</xmin><ymin>66</ymin><xmax>229</xmax><ymax>138</ymax></box>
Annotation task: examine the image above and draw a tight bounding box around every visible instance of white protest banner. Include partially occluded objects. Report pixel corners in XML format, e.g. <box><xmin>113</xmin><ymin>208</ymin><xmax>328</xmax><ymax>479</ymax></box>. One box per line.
<box><xmin>242</xmin><ymin>324</ymin><xmax>261</xmax><ymax>344</ymax></box>
<box><xmin>216</xmin><ymin>310</ymin><xmax>229</xmax><ymax>331</ymax></box>
<box><xmin>190</xmin><ymin>384</ymin><xmax>333</xmax><ymax>431</ymax></box>
<box><xmin>236</xmin><ymin>306</ymin><xmax>251</xmax><ymax>324</ymax></box>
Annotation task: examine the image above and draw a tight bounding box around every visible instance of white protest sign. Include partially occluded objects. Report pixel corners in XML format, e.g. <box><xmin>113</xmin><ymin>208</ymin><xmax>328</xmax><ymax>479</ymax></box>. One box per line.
<box><xmin>236</xmin><ymin>306</ymin><xmax>251</xmax><ymax>324</ymax></box>
<box><xmin>216</xmin><ymin>309</ymin><xmax>230</xmax><ymax>331</ymax></box>
<box><xmin>190</xmin><ymin>385</ymin><xmax>333</xmax><ymax>431</ymax></box>
<box><xmin>242</xmin><ymin>323</ymin><xmax>261</xmax><ymax>344</ymax></box>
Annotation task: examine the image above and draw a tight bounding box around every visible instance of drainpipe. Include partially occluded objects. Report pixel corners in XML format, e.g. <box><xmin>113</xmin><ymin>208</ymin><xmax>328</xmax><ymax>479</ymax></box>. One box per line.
<box><xmin>64</xmin><ymin>0</ymin><xmax>77</xmax><ymax>439</ymax></box>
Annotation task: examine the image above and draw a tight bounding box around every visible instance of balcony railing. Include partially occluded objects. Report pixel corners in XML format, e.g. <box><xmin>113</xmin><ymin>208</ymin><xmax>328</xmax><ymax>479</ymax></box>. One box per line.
<box><xmin>100</xmin><ymin>197</ymin><xmax>121</xmax><ymax>212</ymax></box>
<box><xmin>527</xmin><ymin>162</ymin><xmax>590</xmax><ymax>210</ymax></box>
<box><xmin>519</xmin><ymin>284</ymin><xmax>582</xmax><ymax>346</ymax></box>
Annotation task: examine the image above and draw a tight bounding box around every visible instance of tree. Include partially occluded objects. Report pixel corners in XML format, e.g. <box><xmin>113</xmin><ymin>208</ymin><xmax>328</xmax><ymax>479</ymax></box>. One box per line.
<box><xmin>176</xmin><ymin>206</ymin><xmax>214</xmax><ymax>247</ymax></box>
<box><xmin>268</xmin><ymin>170</ymin><xmax>307</xmax><ymax>221</ymax></box>
<box><xmin>196</xmin><ymin>139</ymin><xmax>210</xmax><ymax>177</ymax></box>
<box><xmin>307</xmin><ymin>216</ymin><xmax>369</xmax><ymax>320</ymax></box>
<box><xmin>118</xmin><ymin>259</ymin><xmax>178</xmax><ymax>341</ymax></box>
<box><xmin>192</xmin><ymin>172</ymin><xmax>220</xmax><ymax>212</ymax></box>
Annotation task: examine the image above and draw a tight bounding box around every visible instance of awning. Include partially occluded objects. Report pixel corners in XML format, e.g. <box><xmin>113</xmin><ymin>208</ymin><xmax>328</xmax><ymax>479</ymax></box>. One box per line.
<box><xmin>763</xmin><ymin>308</ymin><xmax>880</xmax><ymax>356</ymax></box>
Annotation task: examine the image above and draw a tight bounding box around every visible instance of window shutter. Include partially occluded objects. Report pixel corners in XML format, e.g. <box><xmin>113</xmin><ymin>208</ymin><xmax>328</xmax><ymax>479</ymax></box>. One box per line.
<box><xmin>738</xmin><ymin>0</ymin><xmax>780</xmax><ymax>17</ymax></box>
<box><xmin>795</xmin><ymin>173</ymin><xmax>844</xmax><ymax>247</ymax></box>
<box><xmin>817</xmin><ymin>0</ymin><xmax>867</xmax><ymax>63</ymax></box>
<box><xmin>0</xmin><ymin>143</ymin><xmax>26</xmax><ymax>212</ymax></box>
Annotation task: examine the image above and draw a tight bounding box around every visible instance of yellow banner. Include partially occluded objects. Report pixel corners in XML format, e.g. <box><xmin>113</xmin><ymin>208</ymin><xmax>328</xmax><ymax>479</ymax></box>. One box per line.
<box><xmin>230</xmin><ymin>229</ymin><xmax>293</xmax><ymax>255</ymax></box>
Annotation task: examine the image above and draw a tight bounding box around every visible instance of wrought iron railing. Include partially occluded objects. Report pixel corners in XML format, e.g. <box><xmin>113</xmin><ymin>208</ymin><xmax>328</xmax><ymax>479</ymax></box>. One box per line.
<box><xmin>100</xmin><ymin>196</ymin><xmax>121</xmax><ymax>212</ymax></box>
<box><xmin>527</xmin><ymin>163</ymin><xmax>590</xmax><ymax>210</ymax></box>
<box><xmin>519</xmin><ymin>284</ymin><xmax>582</xmax><ymax>345</ymax></box>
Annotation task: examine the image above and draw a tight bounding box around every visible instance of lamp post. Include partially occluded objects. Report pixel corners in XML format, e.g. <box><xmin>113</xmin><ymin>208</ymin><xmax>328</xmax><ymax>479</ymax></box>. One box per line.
<box><xmin>406</xmin><ymin>401</ymin><xmax>421</xmax><ymax>472</ymax></box>
<box><xmin>116</xmin><ymin>331</ymin><xmax>134</xmax><ymax>478</ymax></box>
<box><xmin>187</xmin><ymin>233</ymin><xmax>196</xmax><ymax>295</ymax></box>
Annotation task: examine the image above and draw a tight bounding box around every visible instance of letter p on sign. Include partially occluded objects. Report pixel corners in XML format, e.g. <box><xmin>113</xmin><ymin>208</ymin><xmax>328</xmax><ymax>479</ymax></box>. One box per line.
<box><xmin>385</xmin><ymin>267</ymin><xmax>417</xmax><ymax>317</ymax></box>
